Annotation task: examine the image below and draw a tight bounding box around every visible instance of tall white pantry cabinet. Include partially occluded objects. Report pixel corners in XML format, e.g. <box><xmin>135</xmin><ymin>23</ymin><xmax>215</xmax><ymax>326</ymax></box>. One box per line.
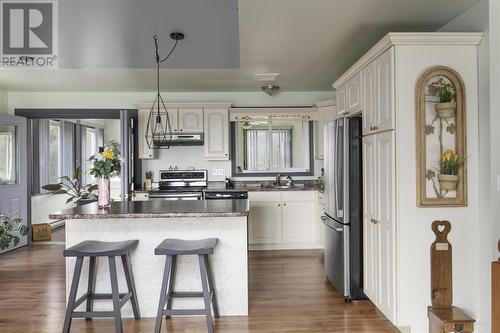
<box><xmin>333</xmin><ymin>33</ymin><xmax>482</xmax><ymax>332</ymax></box>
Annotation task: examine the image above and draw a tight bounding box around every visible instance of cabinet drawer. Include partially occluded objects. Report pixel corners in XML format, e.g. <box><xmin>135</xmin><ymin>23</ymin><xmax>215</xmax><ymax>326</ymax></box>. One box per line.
<box><xmin>282</xmin><ymin>191</ymin><xmax>315</xmax><ymax>202</ymax></box>
<box><xmin>248</xmin><ymin>191</ymin><xmax>281</xmax><ymax>202</ymax></box>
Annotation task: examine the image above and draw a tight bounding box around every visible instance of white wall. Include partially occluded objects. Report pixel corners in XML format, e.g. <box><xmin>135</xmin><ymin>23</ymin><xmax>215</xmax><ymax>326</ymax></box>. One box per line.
<box><xmin>0</xmin><ymin>91</ymin><xmax>7</xmax><ymax>113</ymax></box>
<box><xmin>31</xmin><ymin>194</ymin><xmax>74</xmax><ymax>224</ymax></box>
<box><xmin>7</xmin><ymin>91</ymin><xmax>334</xmax><ymax>181</ymax></box>
<box><xmin>489</xmin><ymin>0</ymin><xmax>500</xmax><ymax>259</ymax></box>
<box><xmin>438</xmin><ymin>2</ymin><xmax>493</xmax><ymax>332</ymax></box>
<box><xmin>395</xmin><ymin>45</ymin><xmax>480</xmax><ymax>333</ymax></box>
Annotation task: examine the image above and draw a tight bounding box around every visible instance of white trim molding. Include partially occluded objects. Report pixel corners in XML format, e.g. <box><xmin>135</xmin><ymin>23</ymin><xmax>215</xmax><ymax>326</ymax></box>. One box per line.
<box><xmin>135</xmin><ymin>102</ymin><xmax>232</xmax><ymax>110</ymax></box>
<box><xmin>333</xmin><ymin>32</ymin><xmax>484</xmax><ymax>89</ymax></box>
<box><xmin>314</xmin><ymin>99</ymin><xmax>336</xmax><ymax>108</ymax></box>
<box><xmin>229</xmin><ymin>107</ymin><xmax>319</xmax><ymax>121</ymax></box>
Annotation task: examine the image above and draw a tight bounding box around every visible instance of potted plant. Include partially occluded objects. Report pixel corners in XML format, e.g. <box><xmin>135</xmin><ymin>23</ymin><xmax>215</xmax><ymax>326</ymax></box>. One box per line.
<box><xmin>0</xmin><ymin>215</ymin><xmax>29</xmax><ymax>251</ymax></box>
<box><xmin>42</xmin><ymin>167</ymin><xmax>98</xmax><ymax>205</ymax></box>
<box><xmin>432</xmin><ymin>79</ymin><xmax>456</xmax><ymax>119</ymax></box>
<box><xmin>89</xmin><ymin>141</ymin><xmax>122</xmax><ymax>208</ymax></box>
<box><xmin>438</xmin><ymin>149</ymin><xmax>462</xmax><ymax>191</ymax></box>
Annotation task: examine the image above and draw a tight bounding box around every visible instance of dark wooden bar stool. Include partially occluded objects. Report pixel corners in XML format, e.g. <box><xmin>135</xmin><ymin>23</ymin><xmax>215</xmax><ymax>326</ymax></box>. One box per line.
<box><xmin>154</xmin><ymin>238</ymin><xmax>219</xmax><ymax>333</ymax></box>
<box><xmin>62</xmin><ymin>240</ymin><xmax>141</xmax><ymax>333</ymax></box>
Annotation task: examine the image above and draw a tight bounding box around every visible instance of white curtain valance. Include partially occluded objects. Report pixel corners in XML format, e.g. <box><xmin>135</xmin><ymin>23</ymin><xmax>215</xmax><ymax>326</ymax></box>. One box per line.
<box><xmin>229</xmin><ymin>107</ymin><xmax>318</xmax><ymax>121</ymax></box>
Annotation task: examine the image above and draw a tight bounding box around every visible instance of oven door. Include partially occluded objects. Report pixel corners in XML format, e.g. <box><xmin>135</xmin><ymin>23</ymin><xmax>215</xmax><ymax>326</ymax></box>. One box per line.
<box><xmin>149</xmin><ymin>192</ymin><xmax>203</xmax><ymax>200</ymax></box>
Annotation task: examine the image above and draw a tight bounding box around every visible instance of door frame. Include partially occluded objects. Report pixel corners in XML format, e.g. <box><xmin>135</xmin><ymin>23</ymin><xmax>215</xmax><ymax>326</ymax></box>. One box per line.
<box><xmin>14</xmin><ymin>108</ymin><xmax>140</xmax><ymax>240</ymax></box>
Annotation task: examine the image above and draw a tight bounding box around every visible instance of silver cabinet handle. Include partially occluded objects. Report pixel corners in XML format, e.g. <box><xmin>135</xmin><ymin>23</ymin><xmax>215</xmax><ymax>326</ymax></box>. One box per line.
<box><xmin>333</xmin><ymin>227</ymin><xmax>344</xmax><ymax>233</ymax></box>
<box><xmin>373</xmin><ymin>125</ymin><xmax>378</xmax><ymax>130</ymax></box>
<box><xmin>277</xmin><ymin>204</ymin><xmax>281</xmax><ymax>207</ymax></box>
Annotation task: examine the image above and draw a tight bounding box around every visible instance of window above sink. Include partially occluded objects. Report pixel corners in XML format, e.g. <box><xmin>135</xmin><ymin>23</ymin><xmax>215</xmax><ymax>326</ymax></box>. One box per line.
<box><xmin>231</xmin><ymin>117</ymin><xmax>313</xmax><ymax>177</ymax></box>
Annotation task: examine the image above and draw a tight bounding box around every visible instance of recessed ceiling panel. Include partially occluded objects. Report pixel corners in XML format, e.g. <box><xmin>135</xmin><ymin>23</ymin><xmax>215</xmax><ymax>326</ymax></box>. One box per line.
<box><xmin>58</xmin><ymin>0</ymin><xmax>240</xmax><ymax>68</ymax></box>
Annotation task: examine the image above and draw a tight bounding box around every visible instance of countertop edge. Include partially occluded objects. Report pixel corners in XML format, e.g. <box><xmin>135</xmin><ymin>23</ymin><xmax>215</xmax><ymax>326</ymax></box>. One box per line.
<box><xmin>49</xmin><ymin>212</ymin><xmax>249</xmax><ymax>220</ymax></box>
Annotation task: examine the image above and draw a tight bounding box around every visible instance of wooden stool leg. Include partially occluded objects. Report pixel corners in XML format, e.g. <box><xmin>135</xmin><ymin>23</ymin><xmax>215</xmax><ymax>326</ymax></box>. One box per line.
<box><xmin>165</xmin><ymin>255</ymin><xmax>177</xmax><ymax>319</ymax></box>
<box><xmin>198</xmin><ymin>255</ymin><xmax>214</xmax><ymax>333</ymax></box>
<box><xmin>121</xmin><ymin>254</ymin><xmax>141</xmax><ymax>319</ymax></box>
<box><xmin>85</xmin><ymin>256</ymin><xmax>97</xmax><ymax>321</ymax></box>
<box><xmin>62</xmin><ymin>257</ymin><xmax>84</xmax><ymax>333</ymax></box>
<box><xmin>204</xmin><ymin>254</ymin><xmax>219</xmax><ymax>318</ymax></box>
<box><xmin>155</xmin><ymin>255</ymin><xmax>172</xmax><ymax>333</ymax></box>
<box><xmin>108</xmin><ymin>256</ymin><xmax>123</xmax><ymax>333</ymax></box>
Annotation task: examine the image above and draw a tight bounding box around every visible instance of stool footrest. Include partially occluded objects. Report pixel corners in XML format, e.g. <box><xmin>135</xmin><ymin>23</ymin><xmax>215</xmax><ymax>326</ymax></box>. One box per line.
<box><xmin>71</xmin><ymin>292</ymin><xmax>132</xmax><ymax>311</ymax></box>
<box><xmin>169</xmin><ymin>291</ymin><xmax>204</xmax><ymax>298</ymax></box>
<box><xmin>71</xmin><ymin>311</ymin><xmax>117</xmax><ymax>319</ymax></box>
<box><xmin>163</xmin><ymin>309</ymin><xmax>208</xmax><ymax>316</ymax></box>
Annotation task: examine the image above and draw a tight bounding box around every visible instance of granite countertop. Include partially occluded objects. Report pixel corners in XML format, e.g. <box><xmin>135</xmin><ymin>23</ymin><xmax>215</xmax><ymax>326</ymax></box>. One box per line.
<box><xmin>204</xmin><ymin>181</ymin><xmax>322</xmax><ymax>193</ymax></box>
<box><xmin>49</xmin><ymin>200</ymin><xmax>249</xmax><ymax>220</ymax></box>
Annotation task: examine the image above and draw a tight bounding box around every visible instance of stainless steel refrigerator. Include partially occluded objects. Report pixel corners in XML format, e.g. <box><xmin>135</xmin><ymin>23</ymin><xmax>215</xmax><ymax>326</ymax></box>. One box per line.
<box><xmin>322</xmin><ymin>116</ymin><xmax>366</xmax><ymax>302</ymax></box>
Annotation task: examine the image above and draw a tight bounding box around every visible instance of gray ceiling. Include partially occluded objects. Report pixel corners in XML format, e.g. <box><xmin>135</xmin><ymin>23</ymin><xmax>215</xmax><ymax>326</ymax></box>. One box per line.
<box><xmin>0</xmin><ymin>0</ymin><xmax>481</xmax><ymax>92</ymax></box>
<box><xmin>59</xmin><ymin>0</ymin><xmax>239</xmax><ymax>68</ymax></box>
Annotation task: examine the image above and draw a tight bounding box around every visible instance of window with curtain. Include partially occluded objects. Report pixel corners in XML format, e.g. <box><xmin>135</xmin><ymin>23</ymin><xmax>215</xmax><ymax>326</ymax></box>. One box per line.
<box><xmin>234</xmin><ymin>117</ymin><xmax>312</xmax><ymax>175</ymax></box>
<box><xmin>84</xmin><ymin>127</ymin><xmax>97</xmax><ymax>185</ymax></box>
<box><xmin>48</xmin><ymin>120</ymin><xmax>61</xmax><ymax>184</ymax></box>
<box><xmin>245</xmin><ymin>127</ymin><xmax>292</xmax><ymax>171</ymax></box>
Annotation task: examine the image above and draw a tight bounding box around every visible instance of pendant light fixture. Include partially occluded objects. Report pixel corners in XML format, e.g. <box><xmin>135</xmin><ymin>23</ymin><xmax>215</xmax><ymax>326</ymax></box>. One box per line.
<box><xmin>145</xmin><ymin>32</ymin><xmax>185</xmax><ymax>149</ymax></box>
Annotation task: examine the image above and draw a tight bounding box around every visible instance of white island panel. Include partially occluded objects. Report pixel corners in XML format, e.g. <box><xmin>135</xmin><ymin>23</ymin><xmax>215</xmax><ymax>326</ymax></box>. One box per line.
<box><xmin>65</xmin><ymin>216</ymin><xmax>248</xmax><ymax>318</ymax></box>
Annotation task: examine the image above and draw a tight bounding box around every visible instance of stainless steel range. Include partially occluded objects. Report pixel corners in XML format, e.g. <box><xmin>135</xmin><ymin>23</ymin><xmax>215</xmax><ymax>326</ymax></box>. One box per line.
<box><xmin>148</xmin><ymin>169</ymin><xmax>207</xmax><ymax>200</ymax></box>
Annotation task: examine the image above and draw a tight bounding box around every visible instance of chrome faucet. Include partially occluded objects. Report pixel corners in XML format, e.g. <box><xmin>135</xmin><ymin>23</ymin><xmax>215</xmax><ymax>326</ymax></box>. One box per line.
<box><xmin>275</xmin><ymin>173</ymin><xmax>283</xmax><ymax>186</ymax></box>
<box><xmin>286</xmin><ymin>175</ymin><xmax>294</xmax><ymax>188</ymax></box>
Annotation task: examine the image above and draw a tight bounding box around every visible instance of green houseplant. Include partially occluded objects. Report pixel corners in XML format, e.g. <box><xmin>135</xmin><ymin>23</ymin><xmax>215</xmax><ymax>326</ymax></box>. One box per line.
<box><xmin>431</xmin><ymin>79</ymin><xmax>456</xmax><ymax>119</ymax></box>
<box><xmin>0</xmin><ymin>215</ymin><xmax>29</xmax><ymax>250</ymax></box>
<box><xmin>438</xmin><ymin>149</ymin><xmax>462</xmax><ymax>191</ymax></box>
<box><xmin>89</xmin><ymin>141</ymin><xmax>122</xmax><ymax>208</ymax></box>
<box><xmin>42</xmin><ymin>167</ymin><xmax>97</xmax><ymax>205</ymax></box>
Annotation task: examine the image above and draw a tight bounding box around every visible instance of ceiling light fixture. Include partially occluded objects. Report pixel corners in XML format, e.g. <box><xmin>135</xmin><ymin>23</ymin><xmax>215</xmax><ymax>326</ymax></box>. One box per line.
<box><xmin>262</xmin><ymin>84</ymin><xmax>280</xmax><ymax>96</ymax></box>
<box><xmin>145</xmin><ymin>32</ymin><xmax>185</xmax><ymax>149</ymax></box>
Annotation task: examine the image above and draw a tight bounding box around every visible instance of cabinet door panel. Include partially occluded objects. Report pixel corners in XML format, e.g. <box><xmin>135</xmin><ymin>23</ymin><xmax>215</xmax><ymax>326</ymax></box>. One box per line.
<box><xmin>361</xmin><ymin>63</ymin><xmax>376</xmax><ymax>135</ymax></box>
<box><xmin>138</xmin><ymin>109</ymin><xmax>156</xmax><ymax>159</ymax></box>
<box><xmin>362</xmin><ymin>135</ymin><xmax>377</xmax><ymax>300</ymax></box>
<box><xmin>166</xmin><ymin>109</ymin><xmax>179</xmax><ymax>133</ymax></box>
<box><xmin>282</xmin><ymin>201</ymin><xmax>316</xmax><ymax>244</ymax></box>
<box><xmin>336</xmin><ymin>85</ymin><xmax>347</xmax><ymax>116</ymax></box>
<box><xmin>248</xmin><ymin>202</ymin><xmax>282</xmax><ymax>244</ymax></box>
<box><xmin>374</xmin><ymin>48</ymin><xmax>394</xmax><ymax>132</ymax></box>
<box><xmin>346</xmin><ymin>73</ymin><xmax>362</xmax><ymax>114</ymax></box>
<box><xmin>178</xmin><ymin>109</ymin><xmax>203</xmax><ymax>132</ymax></box>
<box><xmin>375</xmin><ymin>131</ymin><xmax>395</xmax><ymax>322</ymax></box>
<box><xmin>204</xmin><ymin>109</ymin><xmax>229</xmax><ymax>160</ymax></box>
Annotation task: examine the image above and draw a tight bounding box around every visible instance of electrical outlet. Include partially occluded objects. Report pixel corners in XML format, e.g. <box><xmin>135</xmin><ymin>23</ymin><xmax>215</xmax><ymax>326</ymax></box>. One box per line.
<box><xmin>212</xmin><ymin>168</ymin><xmax>225</xmax><ymax>176</ymax></box>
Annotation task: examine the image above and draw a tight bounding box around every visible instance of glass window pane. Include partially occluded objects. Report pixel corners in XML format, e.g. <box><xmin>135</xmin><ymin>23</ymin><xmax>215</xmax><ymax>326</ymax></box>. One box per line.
<box><xmin>48</xmin><ymin>121</ymin><xmax>60</xmax><ymax>184</ymax></box>
<box><xmin>0</xmin><ymin>125</ymin><xmax>17</xmax><ymax>185</ymax></box>
<box><xmin>235</xmin><ymin>118</ymin><xmax>310</xmax><ymax>174</ymax></box>
<box><xmin>85</xmin><ymin>127</ymin><xmax>97</xmax><ymax>184</ymax></box>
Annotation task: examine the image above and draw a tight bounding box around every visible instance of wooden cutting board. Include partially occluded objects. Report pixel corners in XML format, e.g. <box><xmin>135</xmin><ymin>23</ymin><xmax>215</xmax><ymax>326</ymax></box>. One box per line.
<box><xmin>430</xmin><ymin>220</ymin><xmax>452</xmax><ymax>307</ymax></box>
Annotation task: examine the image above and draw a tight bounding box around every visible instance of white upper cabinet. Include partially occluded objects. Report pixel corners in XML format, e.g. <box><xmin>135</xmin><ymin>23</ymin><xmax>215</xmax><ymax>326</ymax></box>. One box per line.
<box><xmin>204</xmin><ymin>108</ymin><xmax>229</xmax><ymax>160</ymax></box>
<box><xmin>361</xmin><ymin>62</ymin><xmax>376</xmax><ymax>135</ymax></box>
<box><xmin>336</xmin><ymin>85</ymin><xmax>347</xmax><ymax>116</ymax></box>
<box><xmin>373</xmin><ymin>48</ymin><xmax>394</xmax><ymax>132</ymax></box>
<box><xmin>138</xmin><ymin>108</ymin><xmax>156</xmax><ymax>159</ymax></box>
<box><xmin>178</xmin><ymin>109</ymin><xmax>203</xmax><ymax>132</ymax></box>
<box><xmin>346</xmin><ymin>72</ymin><xmax>362</xmax><ymax>115</ymax></box>
<box><xmin>314</xmin><ymin>101</ymin><xmax>336</xmax><ymax>160</ymax></box>
<box><xmin>166</xmin><ymin>109</ymin><xmax>179</xmax><ymax>133</ymax></box>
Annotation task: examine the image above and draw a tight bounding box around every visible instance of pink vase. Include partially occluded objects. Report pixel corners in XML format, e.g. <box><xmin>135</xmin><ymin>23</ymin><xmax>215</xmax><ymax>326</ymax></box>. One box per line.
<box><xmin>98</xmin><ymin>177</ymin><xmax>111</xmax><ymax>208</ymax></box>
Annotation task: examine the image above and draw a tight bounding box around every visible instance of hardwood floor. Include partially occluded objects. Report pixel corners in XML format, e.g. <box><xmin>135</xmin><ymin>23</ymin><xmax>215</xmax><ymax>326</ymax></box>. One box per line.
<box><xmin>0</xmin><ymin>229</ymin><xmax>398</xmax><ymax>332</ymax></box>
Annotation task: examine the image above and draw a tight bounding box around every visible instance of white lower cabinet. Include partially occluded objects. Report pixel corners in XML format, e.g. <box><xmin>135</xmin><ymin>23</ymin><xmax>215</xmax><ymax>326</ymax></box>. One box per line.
<box><xmin>248</xmin><ymin>191</ymin><xmax>319</xmax><ymax>249</ymax></box>
<box><xmin>248</xmin><ymin>200</ymin><xmax>282</xmax><ymax>244</ymax></box>
<box><xmin>282</xmin><ymin>201</ymin><xmax>316</xmax><ymax>244</ymax></box>
<box><xmin>362</xmin><ymin>130</ymin><xmax>396</xmax><ymax>322</ymax></box>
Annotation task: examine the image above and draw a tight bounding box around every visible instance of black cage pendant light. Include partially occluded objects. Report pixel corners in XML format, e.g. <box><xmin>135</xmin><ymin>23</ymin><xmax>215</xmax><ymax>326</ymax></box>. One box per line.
<box><xmin>145</xmin><ymin>32</ymin><xmax>184</xmax><ymax>149</ymax></box>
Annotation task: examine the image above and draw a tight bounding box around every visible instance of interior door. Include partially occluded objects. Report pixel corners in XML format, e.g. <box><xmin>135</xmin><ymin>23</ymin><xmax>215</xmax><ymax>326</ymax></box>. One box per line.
<box><xmin>0</xmin><ymin>114</ymin><xmax>28</xmax><ymax>253</ymax></box>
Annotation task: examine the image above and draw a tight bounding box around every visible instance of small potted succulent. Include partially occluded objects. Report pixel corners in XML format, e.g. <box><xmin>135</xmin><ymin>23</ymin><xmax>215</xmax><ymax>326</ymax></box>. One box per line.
<box><xmin>438</xmin><ymin>149</ymin><xmax>462</xmax><ymax>191</ymax></box>
<box><xmin>431</xmin><ymin>78</ymin><xmax>456</xmax><ymax>119</ymax></box>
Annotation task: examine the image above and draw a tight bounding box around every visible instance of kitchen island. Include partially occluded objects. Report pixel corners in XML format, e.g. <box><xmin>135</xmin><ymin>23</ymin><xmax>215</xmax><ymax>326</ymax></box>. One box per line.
<box><xmin>50</xmin><ymin>200</ymin><xmax>249</xmax><ymax>318</ymax></box>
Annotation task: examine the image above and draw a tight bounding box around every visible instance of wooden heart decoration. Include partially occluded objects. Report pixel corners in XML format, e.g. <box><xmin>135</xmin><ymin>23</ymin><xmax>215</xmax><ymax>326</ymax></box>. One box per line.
<box><xmin>438</xmin><ymin>224</ymin><xmax>445</xmax><ymax>233</ymax></box>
